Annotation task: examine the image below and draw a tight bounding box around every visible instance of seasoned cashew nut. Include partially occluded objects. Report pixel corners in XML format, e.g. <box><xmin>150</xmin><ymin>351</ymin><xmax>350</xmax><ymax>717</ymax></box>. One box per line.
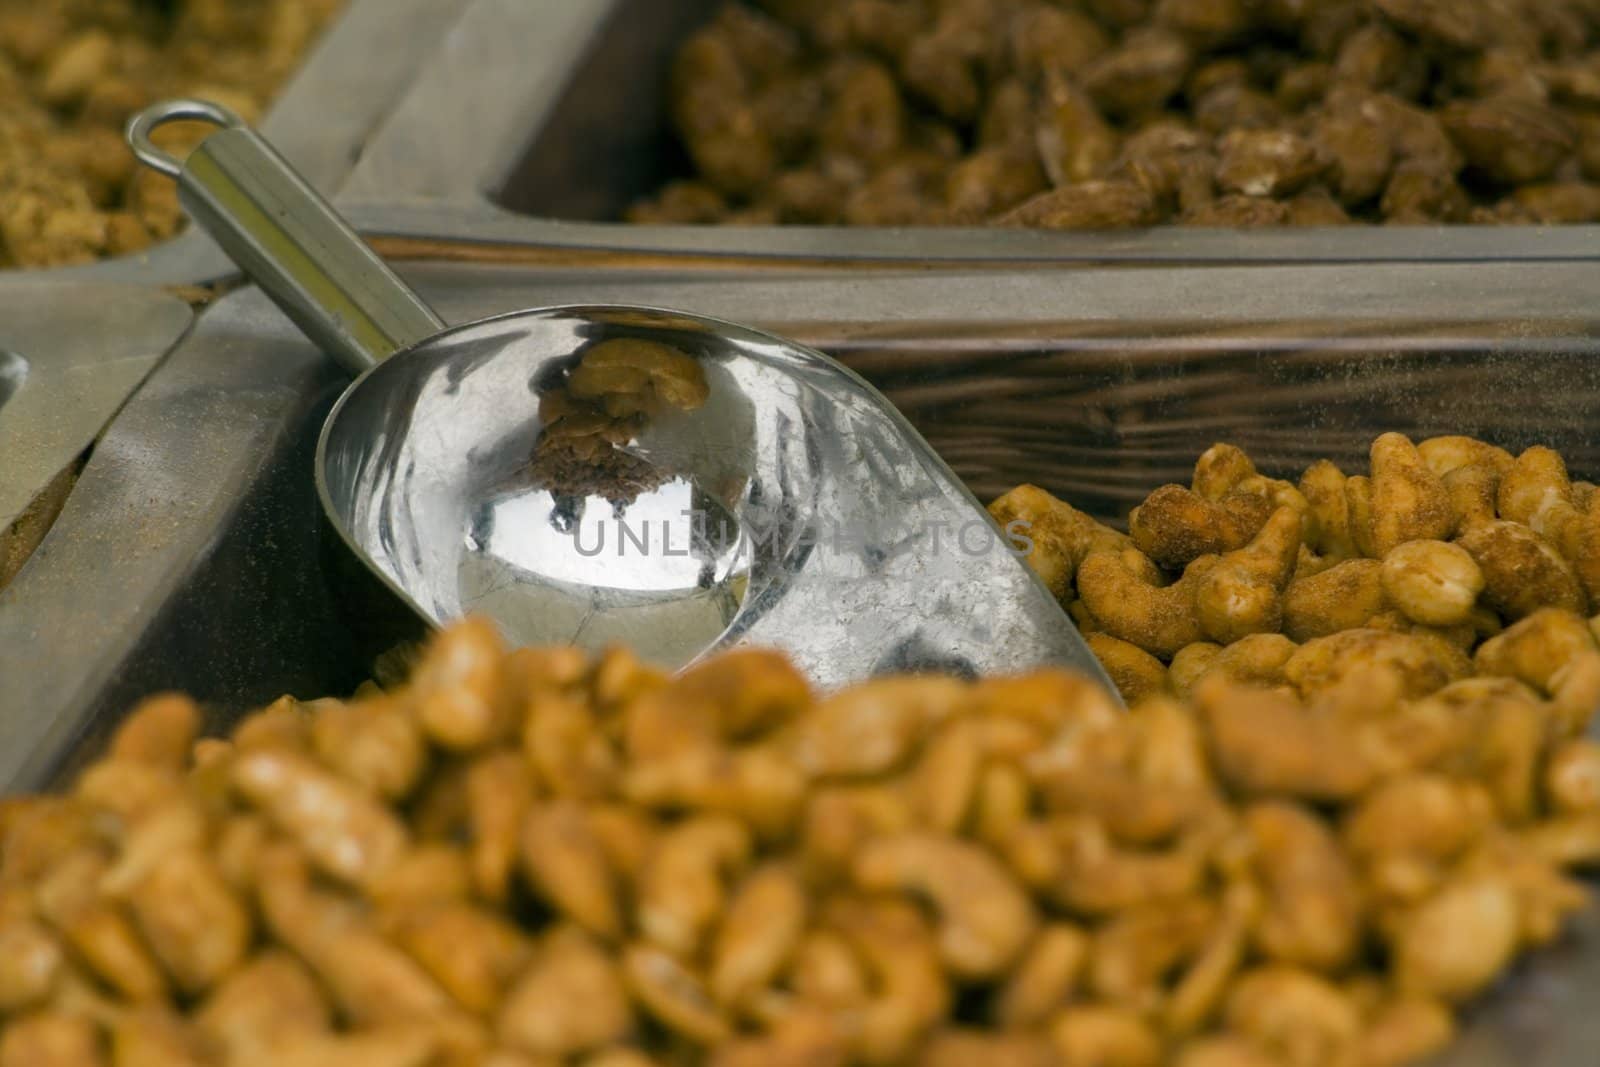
<box><xmin>852</xmin><ymin>832</ymin><xmax>1036</xmax><ymax>980</ymax></box>
<box><xmin>1499</xmin><ymin>446</ymin><xmax>1584</xmax><ymax>558</ymax></box>
<box><xmin>1440</xmin><ymin>462</ymin><xmax>1500</xmax><ymax>536</ymax></box>
<box><xmin>1195</xmin><ymin>506</ymin><xmax>1302</xmax><ymax>644</ymax></box>
<box><xmin>498</xmin><ymin>927</ymin><xmax>633</xmax><ymax>1058</ymax></box>
<box><xmin>903</xmin><ymin>718</ymin><xmax>983</xmax><ymax>834</ymax></box>
<box><xmin>1086</xmin><ymin>634</ymin><xmax>1170</xmax><ymax>705</ymax></box>
<box><xmin>1380</xmin><ymin>540</ymin><xmax>1484</xmax><ymax>627</ymax></box>
<box><xmin>1575</xmin><ymin>492</ymin><xmax>1600</xmax><ymax>605</ymax></box>
<box><xmin>1299</xmin><ymin>460</ymin><xmax>1356</xmax><ymax>560</ymax></box>
<box><xmin>1167</xmin><ymin>879</ymin><xmax>1259</xmax><ymax>1035</ymax></box>
<box><xmin>1418</xmin><ymin>436</ymin><xmax>1514</xmax><ymax>478</ymax></box>
<box><xmin>1012</xmin><ymin>816</ymin><xmax>1208</xmax><ymax>915</ymax></box>
<box><xmin>231</xmin><ymin>748</ymin><xmax>409</xmax><ymax>889</ymax></box>
<box><xmin>1369</xmin><ymin>433</ymin><xmax>1455</xmax><ymax>556</ymax></box>
<box><xmin>988</xmin><ymin>484</ymin><xmax>1126</xmax><ymax>600</ymax></box>
<box><xmin>35</xmin><ymin>848</ymin><xmax>168</xmax><ymax>1001</ymax></box>
<box><xmin>1457</xmin><ymin>520</ymin><xmax>1587</xmax><ymax>619</ymax></box>
<box><xmin>310</xmin><ymin>695</ymin><xmax>428</xmax><ymax>803</ymax></box>
<box><xmin>710</xmin><ymin>863</ymin><xmax>808</xmax><ymax>1007</ymax></box>
<box><xmin>1076</xmin><ymin>549</ymin><xmax>1217</xmax><ymax>659</ymax></box>
<box><xmin>1167</xmin><ymin>642</ymin><xmax>1222</xmax><ymax>697</ymax></box>
<box><xmin>1283</xmin><ymin>559</ymin><xmax>1386</xmax><ymax>641</ymax></box>
<box><xmin>1344</xmin><ymin>475</ymin><xmax>1378</xmax><ymax>558</ymax></box>
<box><xmin>1130</xmin><ymin>483</ymin><xmax>1273</xmax><ymax>569</ymax></box>
<box><xmin>1474</xmin><ymin>607</ymin><xmax>1597</xmax><ymax>694</ymax></box>
<box><xmin>523</xmin><ymin>693</ymin><xmax>618</xmax><ymax>801</ymax></box>
<box><xmin>1285</xmin><ymin>628</ymin><xmax>1461</xmax><ymax>701</ymax></box>
<box><xmin>637</xmin><ymin>816</ymin><xmax>751</xmax><ymax>959</ymax></box>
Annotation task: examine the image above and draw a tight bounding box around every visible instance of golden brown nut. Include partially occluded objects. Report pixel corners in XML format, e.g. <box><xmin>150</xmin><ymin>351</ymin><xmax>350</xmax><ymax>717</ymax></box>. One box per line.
<box><xmin>108</xmin><ymin>694</ymin><xmax>200</xmax><ymax>769</ymax></box>
<box><xmin>1474</xmin><ymin>608</ymin><xmax>1597</xmax><ymax>694</ymax></box>
<box><xmin>1197</xmin><ymin>679</ymin><xmax>1376</xmax><ymax>802</ymax></box>
<box><xmin>499</xmin><ymin>928</ymin><xmax>633</xmax><ymax>1058</ymax></box>
<box><xmin>1380</xmin><ymin>540</ymin><xmax>1485</xmax><ymax>627</ymax></box>
<box><xmin>1087</xmin><ymin>634</ymin><xmax>1171</xmax><ymax>704</ymax></box>
<box><xmin>987</xmin><ymin>485</ymin><xmax>1122</xmax><ymax>601</ymax></box>
<box><xmin>709</xmin><ymin>864</ymin><xmax>807</xmax><ymax>1008</ymax></box>
<box><xmin>1242</xmin><ymin>802</ymin><xmax>1362</xmax><ymax>970</ymax></box>
<box><xmin>1458</xmin><ymin>521</ymin><xmax>1587</xmax><ymax>619</ymax></box>
<box><xmin>992</xmin><ymin>922</ymin><xmax>1089</xmax><ymax>1030</ymax></box>
<box><xmin>853</xmin><ymin>832</ymin><xmax>1037</xmax><ymax>980</ymax></box>
<box><xmin>1195</xmin><ymin>507</ymin><xmax>1302</xmax><ymax>644</ymax></box>
<box><xmin>1076</xmin><ymin>549</ymin><xmax>1217</xmax><ymax>659</ymax></box>
<box><xmin>197</xmin><ymin>951</ymin><xmax>331</xmax><ymax>1061</ymax></box>
<box><xmin>231</xmin><ymin>748</ymin><xmax>408</xmax><ymax>889</ymax></box>
<box><xmin>1441</xmin><ymin>97</ymin><xmax>1574</xmax><ymax>185</ymax></box>
<box><xmin>1049</xmin><ymin>1003</ymin><xmax>1162</xmax><ymax>1067</ymax></box>
<box><xmin>1369</xmin><ymin>433</ymin><xmax>1455</xmax><ymax>556</ymax></box>
<box><xmin>1224</xmin><ymin>967</ymin><xmax>1359</xmax><ymax>1066</ymax></box>
<box><xmin>637</xmin><ymin>816</ymin><xmax>751</xmax><ymax>959</ymax></box>
<box><xmin>1285</xmin><ymin>628</ymin><xmax>1461</xmax><ymax>702</ymax></box>
<box><xmin>519</xmin><ymin>801</ymin><xmax>623</xmax><ymax>941</ymax></box>
<box><xmin>1360</xmin><ymin>998</ymin><xmax>1456</xmax><ymax>1067</ymax></box>
<box><xmin>0</xmin><ymin>1012</ymin><xmax>104</xmax><ymax>1067</ymax></box>
<box><xmin>1283</xmin><ymin>558</ymin><xmax>1386</xmax><ymax>641</ymax></box>
<box><xmin>1130</xmin><ymin>484</ymin><xmax>1274</xmax><ymax>569</ymax></box>
<box><xmin>1390</xmin><ymin>874</ymin><xmax>1521</xmax><ymax>1001</ymax></box>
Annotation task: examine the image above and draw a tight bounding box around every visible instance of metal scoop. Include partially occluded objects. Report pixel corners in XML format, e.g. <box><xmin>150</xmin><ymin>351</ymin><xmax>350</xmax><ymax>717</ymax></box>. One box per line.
<box><xmin>128</xmin><ymin>99</ymin><xmax>1115</xmax><ymax>693</ymax></box>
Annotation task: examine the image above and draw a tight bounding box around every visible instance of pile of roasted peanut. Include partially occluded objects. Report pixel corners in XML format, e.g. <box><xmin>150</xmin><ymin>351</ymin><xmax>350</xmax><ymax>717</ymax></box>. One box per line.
<box><xmin>632</xmin><ymin>0</ymin><xmax>1600</xmax><ymax>227</ymax></box>
<box><xmin>5</xmin><ymin>432</ymin><xmax>1600</xmax><ymax>1067</ymax></box>
<box><xmin>0</xmin><ymin>0</ymin><xmax>343</xmax><ymax>268</ymax></box>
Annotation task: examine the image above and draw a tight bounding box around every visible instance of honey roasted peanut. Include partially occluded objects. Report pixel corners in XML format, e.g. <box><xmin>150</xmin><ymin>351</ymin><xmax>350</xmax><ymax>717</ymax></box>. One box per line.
<box><xmin>4</xmin><ymin>430</ymin><xmax>1600</xmax><ymax>1066</ymax></box>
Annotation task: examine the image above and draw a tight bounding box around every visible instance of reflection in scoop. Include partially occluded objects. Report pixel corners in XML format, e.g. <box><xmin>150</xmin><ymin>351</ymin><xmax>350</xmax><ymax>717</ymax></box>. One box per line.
<box><xmin>458</xmin><ymin>474</ymin><xmax>749</xmax><ymax>666</ymax></box>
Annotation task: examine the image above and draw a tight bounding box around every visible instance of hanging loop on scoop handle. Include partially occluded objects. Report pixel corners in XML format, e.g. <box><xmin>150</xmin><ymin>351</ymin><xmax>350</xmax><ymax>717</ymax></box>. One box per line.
<box><xmin>127</xmin><ymin>99</ymin><xmax>445</xmax><ymax>376</ymax></box>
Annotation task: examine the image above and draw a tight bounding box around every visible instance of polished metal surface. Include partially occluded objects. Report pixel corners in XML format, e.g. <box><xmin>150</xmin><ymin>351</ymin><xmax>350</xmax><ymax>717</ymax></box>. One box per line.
<box><xmin>320</xmin><ymin>305</ymin><xmax>1110</xmax><ymax>685</ymax></box>
<box><xmin>0</xmin><ymin>283</ymin><xmax>192</xmax><ymax>535</ymax></box>
<box><xmin>334</xmin><ymin>0</ymin><xmax>1600</xmax><ymax>267</ymax></box>
<box><xmin>130</xmin><ymin>105</ymin><xmax>1114</xmax><ymax>690</ymax></box>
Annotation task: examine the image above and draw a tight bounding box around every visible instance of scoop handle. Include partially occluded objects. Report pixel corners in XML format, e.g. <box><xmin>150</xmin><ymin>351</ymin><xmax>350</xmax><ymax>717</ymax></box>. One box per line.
<box><xmin>127</xmin><ymin>99</ymin><xmax>445</xmax><ymax>376</ymax></box>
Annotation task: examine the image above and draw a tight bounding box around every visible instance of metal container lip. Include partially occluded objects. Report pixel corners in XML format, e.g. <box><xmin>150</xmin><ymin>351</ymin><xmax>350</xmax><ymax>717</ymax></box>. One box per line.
<box><xmin>333</xmin><ymin>0</ymin><xmax>1600</xmax><ymax>270</ymax></box>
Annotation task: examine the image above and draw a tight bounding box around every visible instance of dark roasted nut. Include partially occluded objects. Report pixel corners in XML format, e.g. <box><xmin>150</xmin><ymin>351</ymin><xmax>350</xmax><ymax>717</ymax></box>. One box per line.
<box><xmin>1035</xmin><ymin>76</ymin><xmax>1120</xmax><ymax>188</ymax></box>
<box><xmin>998</xmin><ymin>180</ymin><xmax>1160</xmax><ymax>229</ymax></box>
<box><xmin>1316</xmin><ymin>109</ymin><xmax>1396</xmax><ymax>205</ymax></box>
<box><xmin>1082</xmin><ymin>27</ymin><xmax>1193</xmax><ymax>120</ymax></box>
<box><xmin>1334</xmin><ymin>23</ymin><xmax>1427</xmax><ymax>99</ymax></box>
<box><xmin>1215</xmin><ymin>129</ymin><xmax>1327</xmax><ymax>197</ymax></box>
<box><xmin>1381</xmin><ymin>161</ymin><xmax>1471</xmax><ymax>223</ymax></box>
<box><xmin>1442</xmin><ymin>97</ymin><xmax>1575</xmax><ymax>186</ymax></box>
<box><xmin>1512</xmin><ymin>182</ymin><xmax>1600</xmax><ymax>223</ymax></box>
